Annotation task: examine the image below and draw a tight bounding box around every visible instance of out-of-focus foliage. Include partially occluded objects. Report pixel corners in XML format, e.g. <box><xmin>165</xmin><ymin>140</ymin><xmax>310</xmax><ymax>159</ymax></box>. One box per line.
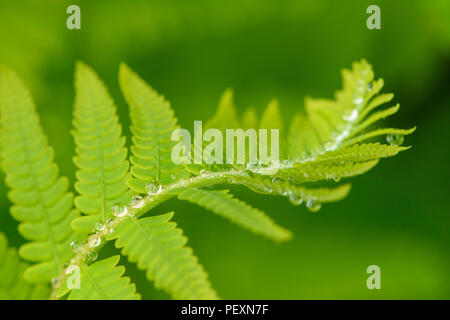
<box><xmin>0</xmin><ymin>0</ymin><xmax>448</xmax><ymax>299</ymax></box>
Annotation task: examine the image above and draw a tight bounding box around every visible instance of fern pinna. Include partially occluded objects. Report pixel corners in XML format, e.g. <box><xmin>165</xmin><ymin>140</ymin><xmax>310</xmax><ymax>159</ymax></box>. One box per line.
<box><xmin>0</xmin><ymin>60</ymin><xmax>414</xmax><ymax>300</ymax></box>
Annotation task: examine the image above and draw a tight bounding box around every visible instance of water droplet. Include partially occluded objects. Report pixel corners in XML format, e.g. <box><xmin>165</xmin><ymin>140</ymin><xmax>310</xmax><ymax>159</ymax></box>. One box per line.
<box><xmin>306</xmin><ymin>199</ymin><xmax>322</xmax><ymax>212</ymax></box>
<box><xmin>95</xmin><ymin>222</ymin><xmax>105</xmax><ymax>232</ymax></box>
<box><xmin>145</xmin><ymin>183</ymin><xmax>162</xmax><ymax>196</ymax></box>
<box><xmin>342</xmin><ymin>109</ymin><xmax>358</xmax><ymax>121</ymax></box>
<box><xmin>170</xmin><ymin>174</ymin><xmax>176</xmax><ymax>181</ymax></box>
<box><xmin>289</xmin><ymin>194</ymin><xmax>303</xmax><ymax>206</ymax></box>
<box><xmin>324</xmin><ymin>141</ymin><xmax>334</xmax><ymax>151</ymax></box>
<box><xmin>88</xmin><ymin>235</ymin><xmax>101</xmax><ymax>248</ymax></box>
<box><xmin>51</xmin><ymin>277</ymin><xmax>60</xmax><ymax>288</ymax></box>
<box><xmin>86</xmin><ymin>250</ymin><xmax>98</xmax><ymax>263</ymax></box>
<box><xmin>130</xmin><ymin>196</ymin><xmax>144</xmax><ymax>209</ymax></box>
<box><xmin>65</xmin><ymin>265</ymin><xmax>78</xmax><ymax>275</ymax></box>
<box><xmin>112</xmin><ymin>203</ymin><xmax>128</xmax><ymax>217</ymax></box>
<box><xmin>70</xmin><ymin>240</ymin><xmax>81</xmax><ymax>253</ymax></box>
<box><xmin>199</xmin><ymin>169</ymin><xmax>207</xmax><ymax>175</ymax></box>
<box><xmin>367</xmin><ymin>82</ymin><xmax>373</xmax><ymax>91</ymax></box>
<box><xmin>386</xmin><ymin>134</ymin><xmax>404</xmax><ymax>146</ymax></box>
<box><xmin>333</xmin><ymin>177</ymin><xmax>341</xmax><ymax>182</ymax></box>
<box><xmin>353</xmin><ymin>97</ymin><xmax>364</xmax><ymax>106</ymax></box>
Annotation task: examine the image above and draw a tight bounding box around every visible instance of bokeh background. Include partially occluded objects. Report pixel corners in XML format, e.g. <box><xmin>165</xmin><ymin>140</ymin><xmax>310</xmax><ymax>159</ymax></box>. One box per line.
<box><xmin>0</xmin><ymin>0</ymin><xmax>449</xmax><ymax>299</ymax></box>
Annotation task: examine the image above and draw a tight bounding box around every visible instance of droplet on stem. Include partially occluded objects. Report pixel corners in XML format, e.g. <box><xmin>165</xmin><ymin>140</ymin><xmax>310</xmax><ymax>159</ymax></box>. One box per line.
<box><xmin>130</xmin><ymin>196</ymin><xmax>144</xmax><ymax>209</ymax></box>
<box><xmin>88</xmin><ymin>235</ymin><xmax>101</xmax><ymax>248</ymax></box>
<box><xmin>86</xmin><ymin>250</ymin><xmax>98</xmax><ymax>263</ymax></box>
<box><xmin>70</xmin><ymin>240</ymin><xmax>81</xmax><ymax>253</ymax></box>
<box><xmin>289</xmin><ymin>194</ymin><xmax>303</xmax><ymax>206</ymax></box>
<box><xmin>112</xmin><ymin>203</ymin><xmax>128</xmax><ymax>217</ymax></box>
<box><xmin>145</xmin><ymin>183</ymin><xmax>162</xmax><ymax>196</ymax></box>
<box><xmin>386</xmin><ymin>133</ymin><xmax>404</xmax><ymax>146</ymax></box>
<box><xmin>306</xmin><ymin>199</ymin><xmax>322</xmax><ymax>212</ymax></box>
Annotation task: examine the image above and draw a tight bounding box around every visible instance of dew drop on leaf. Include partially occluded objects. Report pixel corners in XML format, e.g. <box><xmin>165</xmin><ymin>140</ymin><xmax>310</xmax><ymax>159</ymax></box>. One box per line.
<box><xmin>342</xmin><ymin>109</ymin><xmax>358</xmax><ymax>121</ymax></box>
<box><xmin>51</xmin><ymin>277</ymin><xmax>60</xmax><ymax>288</ymax></box>
<box><xmin>70</xmin><ymin>240</ymin><xmax>81</xmax><ymax>253</ymax></box>
<box><xmin>386</xmin><ymin>133</ymin><xmax>404</xmax><ymax>146</ymax></box>
<box><xmin>145</xmin><ymin>183</ymin><xmax>162</xmax><ymax>196</ymax></box>
<box><xmin>86</xmin><ymin>250</ymin><xmax>98</xmax><ymax>263</ymax></box>
<box><xmin>112</xmin><ymin>203</ymin><xmax>128</xmax><ymax>217</ymax></box>
<box><xmin>306</xmin><ymin>199</ymin><xmax>322</xmax><ymax>212</ymax></box>
<box><xmin>95</xmin><ymin>222</ymin><xmax>105</xmax><ymax>231</ymax></box>
<box><xmin>88</xmin><ymin>235</ymin><xmax>101</xmax><ymax>248</ymax></box>
<box><xmin>130</xmin><ymin>196</ymin><xmax>144</xmax><ymax>209</ymax></box>
<box><xmin>289</xmin><ymin>194</ymin><xmax>303</xmax><ymax>206</ymax></box>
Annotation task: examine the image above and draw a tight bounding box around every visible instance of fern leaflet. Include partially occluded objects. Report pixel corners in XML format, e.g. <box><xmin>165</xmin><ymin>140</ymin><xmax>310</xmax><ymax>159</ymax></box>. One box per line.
<box><xmin>177</xmin><ymin>188</ymin><xmax>292</xmax><ymax>242</ymax></box>
<box><xmin>119</xmin><ymin>63</ymin><xmax>188</xmax><ymax>193</ymax></box>
<box><xmin>108</xmin><ymin>212</ymin><xmax>219</xmax><ymax>300</ymax></box>
<box><xmin>0</xmin><ymin>233</ymin><xmax>49</xmax><ymax>299</ymax></box>
<box><xmin>71</xmin><ymin>62</ymin><xmax>133</xmax><ymax>234</ymax></box>
<box><xmin>0</xmin><ymin>66</ymin><xmax>81</xmax><ymax>283</ymax></box>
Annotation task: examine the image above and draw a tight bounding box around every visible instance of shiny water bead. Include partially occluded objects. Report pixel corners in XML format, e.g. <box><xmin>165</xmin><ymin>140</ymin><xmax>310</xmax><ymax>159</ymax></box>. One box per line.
<box><xmin>112</xmin><ymin>203</ymin><xmax>128</xmax><ymax>217</ymax></box>
<box><xmin>86</xmin><ymin>250</ymin><xmax>98</xmax><ymax>263</ymax></box>
<box><xmin>70</xmin><ymin>240</ymin><xmax>81</xmax><ymax>253</ymax></box>
<box><xmin>342</xmin><ymin>109</ymin><xmax>358</xmax><ymax>121</ymax></box>
<box><xmin>306</xmin><ymin>199</ymin><xmax>322</xmax><ymax>212</ymax></box>
<box><xmin>95</xmin><ymin>222</ymin><xmax>105</xmax><ymax>231</ymax></box>
<box><xmin>353</xmin><ymin>97</ymin><xmax>364</xmax><ymax>106</ymax></box>
<box><xmin>65</xmin><ymin>265</ymin><xmax>78</xmax><ymax>275</ymax></box>
<box><xmin>289</xmin><ymin>194</ymin><xmax>303</xmax><ymax>206</ymax></box>
<box><xmin>130</xmin><ymin>196</ymin><xmax>144</xmax><ymax>209</ymax></box>
<box><xmin>386</xmin><ymin>133</ymin><xmax>404</xmax><ymax>146</ymax></box>
<box><xmin>145</xmin><ymin>183</ymin><xmax>162</xmax><ymax>196</ymax></box>
<box><xmin>88</xmin><ymin>235</ymin><xmax>101</xmax><ymax>248</ymax></box>
<box><xmin>51</xmin><ymin>277</ymin><xmax>60</xmax><ymax>288</ymax></box>
<box><xmin>199</xmin><ymin>169</ymin><xmax>207</xmax><ymax>175</ymax></box>
<box><xmin>324</xmin><ymin>141</ymin><xmax>334</xmax><ymax>151</ymax></box>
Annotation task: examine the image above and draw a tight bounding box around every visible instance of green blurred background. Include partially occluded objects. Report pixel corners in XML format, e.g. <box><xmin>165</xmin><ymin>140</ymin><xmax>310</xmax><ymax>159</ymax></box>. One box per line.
<box><xmin>0</xmin><ymin>0</ymin><xmax>449</xmax><ymax>299</ymax></box>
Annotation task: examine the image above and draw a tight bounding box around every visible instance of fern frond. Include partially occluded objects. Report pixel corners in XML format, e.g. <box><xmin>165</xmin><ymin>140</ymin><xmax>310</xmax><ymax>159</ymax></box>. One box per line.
<box><xmin>177</xmin><ymin>188</ymin><xmax>292</xmax><ymax>242</ymax></box>
<box><xmin>288</xmin><ymin>59</ymin><xmax>414</xmax><ymax>161</ymax></box>
<box><xmin>0</xmin><ymin>233</ymin><xmax>49</xmax><ymax>299</ymax></box>
<box><xmin>71</xmin><ymin>62</ymin><xmax>133</xmax><ymax>234</ymax></box>
<box><xmin>119</xmin><ymin>63</ymin><xmax>188</xmax><ymax>193</ymax></box>
<box><xmin>108</xmin><ymin>213</ymin><xmax>219</xmax><ymax>300</ymax></box>
<box><xmin>0</xmin><ymin>66</ymin><xmax>81</xmax><ymax>283</ymax></box>
<box><xmin>57</xmin><ymin>256</ymin><xmax>140</xmax><ymax>300</ymax></box>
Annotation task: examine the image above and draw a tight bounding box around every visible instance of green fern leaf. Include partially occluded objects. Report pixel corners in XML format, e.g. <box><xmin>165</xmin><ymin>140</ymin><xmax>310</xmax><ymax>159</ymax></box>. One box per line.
<box><xmin>288</xmin><ymin>59</ymin><xmax>414</xmax><ymax>161</ymax></box>
<box><xmin>119</xmin><ymin>63</ymin><xmax>188</xmax><ymax>193</ymax></box>
<box><xmin>177</xmin><ymin>188</ymin><xmax>292</xmax><ymax>242</ymax></box>
<box><xmin>57</xmin><ymin>256</ymin><xmax>140</xmax><ymax>300</ymax></box>
<box><xmin>0</xmin><ymin>66</ymin><xmax>81</xmax><ymax>283</ymax></box>
<box><xmin>108</xmin><ymin>213</ymin><xmax>219</xmax><ymax>300</ymax></box>
<box><xmin>236</xmin><ymin>175</ymin><xmax>351</xmax><ymax>203</ymax></box>
<box><xmin>71</xmin><ymin>62</ymin><xmax>133</xmax><ymax>234</ymax></box>
<box><xmin>0</xmin><ymin>233</ymin><xmax>49</xmax><ymax>299</ymax></box>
